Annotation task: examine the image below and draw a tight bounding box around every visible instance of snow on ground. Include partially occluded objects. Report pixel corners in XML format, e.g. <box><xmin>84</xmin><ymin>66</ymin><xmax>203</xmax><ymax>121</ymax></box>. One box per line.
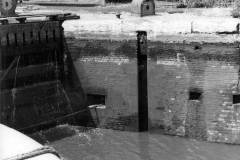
<box><xmin>62</xmin><ymin>7</ymin><xmax>240</xmax><ymax>40</ymax></box>
<box><xmin>16</xmin><ymin>5</ymin><xmax>240</xmax><ymax>42</ymax></box>
<box><xmin>24</xmin><ymin>0</ymin><xmax>105</xmax><ymax>6</ymax></box>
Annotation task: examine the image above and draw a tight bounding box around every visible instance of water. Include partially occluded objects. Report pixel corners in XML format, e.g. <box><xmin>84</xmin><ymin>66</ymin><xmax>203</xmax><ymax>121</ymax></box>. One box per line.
<box><xmin>31</xmin><ymin>124</ymin><xmax>240</xmax><ymax>160</ymax></box>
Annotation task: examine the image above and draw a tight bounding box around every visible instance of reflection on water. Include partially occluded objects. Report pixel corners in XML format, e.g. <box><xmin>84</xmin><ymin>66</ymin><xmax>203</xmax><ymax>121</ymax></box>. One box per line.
<box><xmin>30</xmin><ymin>124</ymin><xmax>240</xmax><ymax>160</ymax></box>
<box><xmin>79</xmin><ymin>56</ymin><xmax>130</xmax><ymax>65</ymax></box>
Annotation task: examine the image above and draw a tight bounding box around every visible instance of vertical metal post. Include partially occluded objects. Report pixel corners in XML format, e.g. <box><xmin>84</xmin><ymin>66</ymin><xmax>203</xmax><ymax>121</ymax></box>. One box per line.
<box><xmin>137</xmin><ymin>31</ymin><xmax>148</xmax><ymax>132</ymax></box>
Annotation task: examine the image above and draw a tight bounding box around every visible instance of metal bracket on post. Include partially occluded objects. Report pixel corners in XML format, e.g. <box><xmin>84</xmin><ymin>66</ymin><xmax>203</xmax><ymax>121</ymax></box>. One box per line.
<box><xmin>137</xmin><ymin>31</ymin><xmax>148</xmax><ymax>132</ymax></box>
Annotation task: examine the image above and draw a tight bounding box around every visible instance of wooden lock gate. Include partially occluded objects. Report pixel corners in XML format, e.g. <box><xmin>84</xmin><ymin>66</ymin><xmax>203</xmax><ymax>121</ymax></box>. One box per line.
<box><xmin>0</xmin><ymin>13</ymin><xmax>92</xmax><ymax>132</ymax></box>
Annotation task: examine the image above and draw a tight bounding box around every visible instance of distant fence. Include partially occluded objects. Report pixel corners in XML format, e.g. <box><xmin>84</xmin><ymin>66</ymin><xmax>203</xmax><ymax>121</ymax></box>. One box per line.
<box><xmin>214</xmin><ymin>0</ymin><xmax>235</xmax><ymax>7</ymax></box>
<box><xmin>105</xmin><ymin>0</ymin><xmax>236</xmax><ymax>7</ymax></box>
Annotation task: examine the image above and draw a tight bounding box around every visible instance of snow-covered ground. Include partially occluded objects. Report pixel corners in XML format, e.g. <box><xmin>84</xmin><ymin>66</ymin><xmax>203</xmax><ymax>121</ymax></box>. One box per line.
<box><xmin>24</xmin><ymin>0</ymin><xmax>105</xmax><ymax>6</ymax></box>
<box><xmin>63</xmin><ymin>8</ymin><xmax>239</xmax><ymax>35</ymax></box>
<box><xmin>16</xmin><ymin>5</ymin><xmax>240</xmax><ymax>42</ymax></box>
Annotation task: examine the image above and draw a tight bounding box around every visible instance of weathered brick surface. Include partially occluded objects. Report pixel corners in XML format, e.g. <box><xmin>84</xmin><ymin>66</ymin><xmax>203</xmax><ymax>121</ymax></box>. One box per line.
<box><xmin>67</xmin><ymin>37</ymin><xmax>240</xmax><ymax>144</ymax></box>
<box><xmin>185</xmin><ymin>100</ymin><xmax>207</xmax><ymax>140</ymax></box>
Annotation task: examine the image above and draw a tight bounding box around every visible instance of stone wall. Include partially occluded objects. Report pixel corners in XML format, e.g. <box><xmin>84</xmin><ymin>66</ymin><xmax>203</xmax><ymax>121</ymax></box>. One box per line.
<box><xmin>67</xmin><ymin>37</ymin><xmax>240</xmax><ymax>144</ymax></box>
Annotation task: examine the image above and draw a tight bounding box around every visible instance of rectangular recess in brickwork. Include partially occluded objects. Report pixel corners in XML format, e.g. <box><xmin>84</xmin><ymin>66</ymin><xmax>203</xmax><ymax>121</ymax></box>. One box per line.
<box><xmin>87</xmin><ymin>94</ymin><xmax>106</xmax><ymax>106</ymax></box>
<box><xmin>233</xmin><ymin>94</ymin><xmax>240</xmax><ymax>104</ymax></box>
<box><xmin>189</xmin><ymin>88</ymin><xmax>202</xmax><ymax>100</ymax></box>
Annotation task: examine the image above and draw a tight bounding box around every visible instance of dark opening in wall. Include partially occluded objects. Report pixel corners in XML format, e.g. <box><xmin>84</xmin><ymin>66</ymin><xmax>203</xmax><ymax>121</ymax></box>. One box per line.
<box><xmin>233</xmin><ymin>94</ymin><xmax>240</xmax><ymax>104</ymax></box>
<box><xmin>87</xmin><ymin>94</ymin><xmax>106</xmax><ymax>106</ymax></box>
<box><xmin>189</xmin><ymin>88</ymin><xmax>202</xmax><ymax>100</ymax></box>
<box><xmin>194</xmin><ymin>45</ymin><xmax>202</xmax><ymax>50</ymax></box>
<box><xmin>146</xmin><ymin>5</ymin><xmax>150</xmax><ymax>10</ymax></box>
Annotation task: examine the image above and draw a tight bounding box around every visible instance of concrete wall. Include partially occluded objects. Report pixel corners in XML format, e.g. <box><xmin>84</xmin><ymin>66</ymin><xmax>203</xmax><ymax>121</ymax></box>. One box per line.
<box><xmin>67</xmin><ymin>37</ymin><xmax>240</xmax><ymax>144</ymax></box>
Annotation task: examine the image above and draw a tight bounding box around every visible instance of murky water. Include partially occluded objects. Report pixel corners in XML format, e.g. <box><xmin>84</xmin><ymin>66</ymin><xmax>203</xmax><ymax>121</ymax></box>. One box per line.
<box><xmin>31</xmin><ymin>124</ymin><xmax>240</xmax><ymax>160</ymax></box>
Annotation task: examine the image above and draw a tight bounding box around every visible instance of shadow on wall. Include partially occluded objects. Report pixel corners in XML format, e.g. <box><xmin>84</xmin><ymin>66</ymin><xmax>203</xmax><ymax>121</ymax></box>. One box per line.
<box><xmin>63</xmin><ymin>37</ymin><xmax>97</xmax><ymax>129</ymax></box>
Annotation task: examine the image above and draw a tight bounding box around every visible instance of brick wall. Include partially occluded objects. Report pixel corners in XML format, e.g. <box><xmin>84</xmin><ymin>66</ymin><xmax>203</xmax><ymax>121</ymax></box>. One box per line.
<box><xmin>67</xmin><ymin>37</ymin><xmax>240</xmax><ymax>144</ymax></box>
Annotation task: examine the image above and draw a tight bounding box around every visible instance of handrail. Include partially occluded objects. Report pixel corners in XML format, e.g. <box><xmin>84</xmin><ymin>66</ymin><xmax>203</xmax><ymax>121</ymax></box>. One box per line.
<box><xmin>3</xmin><ymin>146</ymin><xmax>63</xmax><ymax>160</ymax></box>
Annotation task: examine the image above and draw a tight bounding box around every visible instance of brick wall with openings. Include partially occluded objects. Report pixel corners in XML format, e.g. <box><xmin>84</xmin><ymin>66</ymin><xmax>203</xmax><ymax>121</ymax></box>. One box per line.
<box><xmin>67</xmin><ymin>37</ymin><xmax>240</xmax><ymax>143</ymax></box>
